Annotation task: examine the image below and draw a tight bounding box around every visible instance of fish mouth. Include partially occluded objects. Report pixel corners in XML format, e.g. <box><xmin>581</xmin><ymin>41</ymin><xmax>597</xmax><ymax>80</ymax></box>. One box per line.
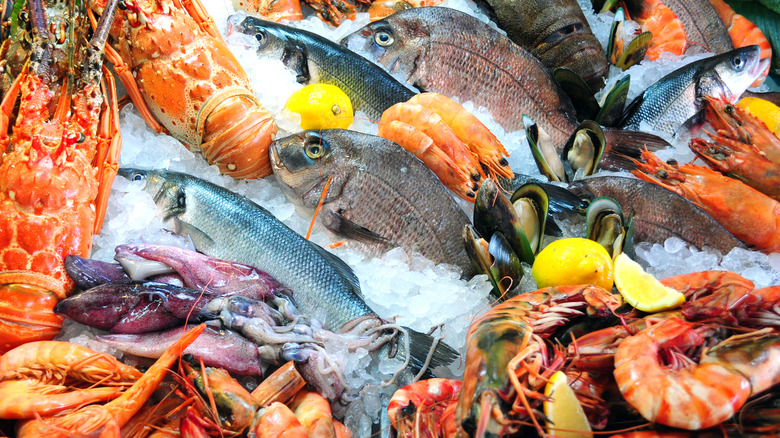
<box><xmin>751</xmin><ymin>57</ymin><xmax>771</xmax><ymax>79</ymax></box>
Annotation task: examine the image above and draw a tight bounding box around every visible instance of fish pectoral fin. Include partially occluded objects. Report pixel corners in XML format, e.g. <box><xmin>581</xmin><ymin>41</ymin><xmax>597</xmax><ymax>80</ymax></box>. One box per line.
<box><xmin>282</xmin><ymin>47</ymin><xmax>310</xmax><ymax>83</ymax></box>
<box><xmin>325</xmin><ymin>209</ymin><xmax>390</xmax><ymax>244</ymax></box>
<box><xmin>173</xmin><ymin>218</ymin><xmax>216</xmax><ymax>252</ymax></box>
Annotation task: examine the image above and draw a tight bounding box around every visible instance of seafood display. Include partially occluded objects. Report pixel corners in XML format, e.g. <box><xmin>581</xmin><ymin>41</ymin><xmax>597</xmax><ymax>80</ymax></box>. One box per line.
<box><xmin>341</xmin><ymin>7</ymin><xmax>672</xmax><ymax>170</ymax></box>
<box><xmin>2</xmin><ymin>0</ymin><xmax>780</xmax><ymax>435</ymax></box>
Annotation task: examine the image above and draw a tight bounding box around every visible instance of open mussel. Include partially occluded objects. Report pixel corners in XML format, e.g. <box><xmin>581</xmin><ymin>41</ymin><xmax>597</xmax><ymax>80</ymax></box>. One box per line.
<box><xmin>608</xmin><ymin>8</ymin><xmax>652</xmax><ymax>70</ymax></box>
<box><xmin>509</xmin><ymin>183</ymin><xmax>549</xmax><ymax>256</ymax></box>
<box><xmin>474</xmin><ymin>179</ymin><xmax>538</xmax><ymax>264</ymax></box>
<box><xmin>463</xmin><ymin>225</ymin><xmax>524</xmax><ymax>300</ymax></box>
<box><xmin>585</xmin><ymin>196</ymin><xmax>635</xmax><ymax>258</ymax></box>
<box><xmin>526</xmin><ymin>116</ymin><xmax>607</xmax><ymax>182</ymax></box>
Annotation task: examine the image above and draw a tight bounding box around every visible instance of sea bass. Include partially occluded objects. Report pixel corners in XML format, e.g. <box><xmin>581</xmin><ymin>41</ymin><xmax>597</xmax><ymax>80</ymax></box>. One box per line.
<box><xmin>226</xmin><ymin>13</ymin><xmax>415</xmax><ymax>121</ymax></box>
<box><xmin>117</xmin><ymin>168</ymin><xmax>458</xmax><ymax>372</ymax></box>
<box><xmin>341</xmin><ymin>6</ymin><xmax>668</xmax><ymax>170</ymax></box>
<box><xmin>618</xmin><ymin>46</ymin><xmax>767</xmax><ymax>137</ymax></box>
<box><xmin>568</xmin><ymin>175</ymin><xmax>746</xmax><ymax>253</ymax></box>
<box><xmin>474</xmin><ymin>0</ymin><xmax>609</xmax><ymax>91</ymax></box>
<box><xmin>270</xmin><ymin>129</ymin><xmax>474</xmax><ymax>275</ymax></box>
<box><xmin>117</xmin><ymin>168</ymin><xmax>368</xmax><ymax>331</ymax></box>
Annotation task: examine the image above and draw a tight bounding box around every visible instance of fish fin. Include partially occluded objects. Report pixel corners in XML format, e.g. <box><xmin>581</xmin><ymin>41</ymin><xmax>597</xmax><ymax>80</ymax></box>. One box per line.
<box><xmin>540</xmin><ymin>182</ymin><xmax>589</xmax><ymax>215</ymax></box>
<box><xmin>545</xmin><ymin>218</ymin><xmax>563</xmax><ymax>237</ymax></box>
<box><xmin>324</xmin><ymin>209</ymin><xmax>390</xmax><ymax>244</ymax></box>
<box><xmin>397</xmin><ymin>326</ymin><xmax>460</xmax><ymax>376</ymax></box>
<box><xmin>174</xmin><ymin>219</ymin><xmax>217</xmax><ymax>253</ymax></box>
<box><xmin>601</xmin><ymin>128</ymin><xmax>671</xmax><ymax>170</ymax></box>
<box><xmin>617</xmin><ymin>92</ymin><xmax>645</xmax><ymax>128</ymax></box>
<box><xmin>282</xmin><ymin>47</ymin><xmax>310</xmax><ymax>84</ymax></box>
<box><xmin>309</xmin><ymin>243</ymin><xmax>363</xmax><ymax>297</ymax></box>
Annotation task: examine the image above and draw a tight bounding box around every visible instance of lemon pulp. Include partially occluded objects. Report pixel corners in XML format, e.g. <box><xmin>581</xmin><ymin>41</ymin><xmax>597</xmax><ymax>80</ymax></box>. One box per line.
<box><xmin>613</xmin><ymin>253</ymin><xmax>685</xmax><ymax>312</ymax></box>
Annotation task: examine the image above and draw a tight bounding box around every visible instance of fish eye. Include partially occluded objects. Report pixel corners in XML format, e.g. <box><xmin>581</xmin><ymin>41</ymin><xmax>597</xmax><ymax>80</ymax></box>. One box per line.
<box><xmin>374</xmin><ymin>29</ymin><xmax>394</xmax><ymax>47</ymax></box>
<box><xmin>305</xmin><ymin>138</ymin><xmax>325</xmax><ymax>159</ymax></box>
<box><xmin>177</xmin><ymin>193</ymin><xmax>186</xmax><ymax>209</ymax></box>
<box><xmin>255</xmin><ymin>30</ymin><xmax>269</xmax><ymax>48</ymax></box>
<box><xmin>731</xmin><ymin>55</ymin><xmax>745</xmax><ymax>70</ymax></box>
<box><xmin>131</xmin><ymin>172</ymin><xmax>144</xmax><ymax>181</ymax></box>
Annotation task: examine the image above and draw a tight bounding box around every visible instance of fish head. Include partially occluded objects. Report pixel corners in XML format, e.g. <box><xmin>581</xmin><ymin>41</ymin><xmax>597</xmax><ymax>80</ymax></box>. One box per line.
<box><xmin>226</xmin><ymin>14</ymin><xmax>309</xmax><ymax>83</ymax></box>
<box><xmin>705</xmin><ymin>45</ymin><xmax>769</xmax><ymax>103</ymax></box>
<box><xmin>269</xmin><ymin>130</ymin><xmax>345</xmax><ymax>208</ymax></box>
<box><xmin>117</xmin><ymin>168</ymin><xmax>195</xmax><ymax>237</ymax></box>
<box><xmin>339</xmin><ymin>9</ymin><xmax>427</xmax><ymax>82</ymax></box>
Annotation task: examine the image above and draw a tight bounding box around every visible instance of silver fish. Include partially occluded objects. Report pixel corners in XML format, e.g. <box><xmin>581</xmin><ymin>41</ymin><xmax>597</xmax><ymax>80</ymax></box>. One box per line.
<box><xmin>226</xmin><ymin>14</ymin><xmax>416</xmax><ymax>121</ymax></box>
<box><xmin>270</xmin><ymin>129</ymin><xmax>474</xmax><ymax>276</ymax></box>
<box><xmin>619</xmin><ymin>46</ymin><xmax>768</xmax><ymax>137</ymax></box>
<box><xmin>116</xmin><ymin>168</ymin><xmax>458</xmax><ymax>371</ymax></box>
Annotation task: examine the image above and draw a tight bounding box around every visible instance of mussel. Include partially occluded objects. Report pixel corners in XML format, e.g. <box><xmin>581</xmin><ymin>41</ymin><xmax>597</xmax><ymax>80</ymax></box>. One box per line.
<box><xmin>463</xmin><ymin>225</ymin><xmax>524</xmax><ymax>299</ymax></box>
<box><xmin>526</xmin><ymin>116</ymin><xmax>607</xmax><ymax>182</ymax></box>
<box><xmin>585</xmin><ymin>196</ymin><xmax>635</xmax><ymax>258</ymax></box>
<box><xmin>608</xmin><ymin>8</ymin><xmax>652</xmax><ymax>70</ymax></box>
<box><xmin>467</xmin><ymin>180</ymin><xmax>552</xmax><ymax>298</ymax></box>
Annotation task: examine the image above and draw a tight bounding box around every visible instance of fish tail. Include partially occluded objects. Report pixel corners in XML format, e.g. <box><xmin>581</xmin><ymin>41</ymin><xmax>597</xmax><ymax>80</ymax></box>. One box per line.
<box><xmin>397</xmin><ymin>326</ymin><xmax>459</xmax><ymax>378</ymax></box>
<box><xmin>602</xmin><ymin>128</ymin><xmax>671</xmax><ymax>170</ymax></box>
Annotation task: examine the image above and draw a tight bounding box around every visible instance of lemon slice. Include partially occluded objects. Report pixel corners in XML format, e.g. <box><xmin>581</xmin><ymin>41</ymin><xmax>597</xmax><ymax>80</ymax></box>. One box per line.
<box><xmin>284</xmin><ymin>84</ymin><xmax>354</xmax><ymax>130</ymax></box>
<box><xmin>532</xmin><ymin>238</ymin><xmax>614</xmax><ymax>291</ymax></box>
<box><xmin>736</xmin><ymin>97</ymin><xmax>780</xmax><ymax>137</ymax></box>
<box><xmin>613</xmin><ymin>253</ymin><xmax>685</xmax><ymax>312</ymax></box>
<box><xmin>543</xmin><ymin>371</ymin><xmax>593</xmax><ymax>438</ymax></box>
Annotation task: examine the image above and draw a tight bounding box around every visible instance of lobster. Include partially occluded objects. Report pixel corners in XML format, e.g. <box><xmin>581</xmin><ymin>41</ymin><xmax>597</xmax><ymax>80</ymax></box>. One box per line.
<box><xmin>0</xmin><ymin>0</ymin><xmax>121</xmax><ymax>353</ymax></box>
<box><xmin>88</xmin><ymin>0</ymin><xmax>278</xmax><ymax>179</ymax></box>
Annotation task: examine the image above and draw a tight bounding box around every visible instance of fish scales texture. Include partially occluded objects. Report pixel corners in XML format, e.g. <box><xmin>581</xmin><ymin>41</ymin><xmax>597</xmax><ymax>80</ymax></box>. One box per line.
<box><xmin>621</xmin><ymin>64</ymin><xmax>702</xmax><ymax>135</ymax></box>
<box><xmin>229</xmin><ymin>16</ymin><xmax>416</xmax><ymax>121</ymax></box>
<box><xmin>474</xmin><ymin>0</ymin><xmax>609</xmax><ymax>91</ymax></box>
<box><xmin>343</xmin><ymin>7</ymin><xmax>578</xmax><ymax>148</ymax></box>
<box><xmin>663</xmin><ymin>0</ymin><xmax>733</xmax><ymax>54</ymax></box>
<box><xmin>569</xmin><ymin>176</ymin><xmax>746</xmax><ymax>254</ymax></box>
<box><xmin>117</xmin><ymin>168</ymin><xmax>371</xmax><ymax>331</ymax></box>
<box><xmin>271</xmin><ymin>130</ymin><xmax>473</xmax><ymax>275</ymax></box>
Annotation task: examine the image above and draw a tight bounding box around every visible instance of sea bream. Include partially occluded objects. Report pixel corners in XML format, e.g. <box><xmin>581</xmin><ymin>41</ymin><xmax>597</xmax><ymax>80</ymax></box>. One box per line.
<box><xmin>226</xmin><ymin>13</ymin><xmax>416</xmax><ymax>121</ymax></box>
<box><xmin>115</xmin><ymin>168</ymin><xmax>458</xmax><ymax>372</ymax></box>
<box><xmin>270</xmin><ymin>129</ymin><xmax>474</xmax><ymax>276</ymax></box>
<box><xmin>341</xmin><ymin>6</ymin><xmax>669</xmax><ymax>170</ymax></box>
<box><xmin>618</xmin><ymin>45</ymin><xmax>768</xmax><ymax>137</ymax></box>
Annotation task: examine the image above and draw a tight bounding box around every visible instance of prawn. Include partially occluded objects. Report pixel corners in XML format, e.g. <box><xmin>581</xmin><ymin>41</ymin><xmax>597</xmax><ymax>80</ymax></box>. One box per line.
<box><xmin>254</xmin><ymin>402</ymin><xmax>308</xmax><ymax>438</ymax></box>
<box><xmin>15</xmin><ymin>323</ymin><xmax>206</xmax><ymax>438</ymax></box>
<box><xmin>289</xmin><ymin>390</ymin><xmax>337</xmax><ymax>438</ymax></box>
<box><xmin>614</xmin><ymin>317</ymin><xmax>780</xmax><ymax>430</ymax></box>
<box><xmin>387</xmin><ymin>378</ymin><xmax>462</xmax><ymax>438</ymax></box>
<box><xmin>632</xmin><ymin>149</ymin><xmax>780</xmax><ymax>253</ymax></box>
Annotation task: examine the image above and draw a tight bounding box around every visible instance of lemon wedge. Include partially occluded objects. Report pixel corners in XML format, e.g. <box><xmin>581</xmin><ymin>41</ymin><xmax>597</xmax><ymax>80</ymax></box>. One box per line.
<box><xmin>543</xmin><ymin>371</ymin><xmax>593</xmax><ymax>438</ymax></box>
<box><xmin>284</xmin><ymin>84</ymin><xmax>354</xmax><ymax>130</ymax></box>
<box><xmin>613</xmin><ymin>253</ymin><xmax>685</xmax><ymax>312</ymax></box>
<box><xmin>532</xmin><ymin>238</ymin><xmax>614</xmax><ymax>291</ymax></box>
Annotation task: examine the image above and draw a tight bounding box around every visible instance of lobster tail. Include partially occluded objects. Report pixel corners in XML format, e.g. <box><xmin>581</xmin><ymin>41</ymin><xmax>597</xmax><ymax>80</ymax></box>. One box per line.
<box><xmin>199</xmin><ymin>92</ymin><xmax>277</xmax><ymax>179</ymax></box>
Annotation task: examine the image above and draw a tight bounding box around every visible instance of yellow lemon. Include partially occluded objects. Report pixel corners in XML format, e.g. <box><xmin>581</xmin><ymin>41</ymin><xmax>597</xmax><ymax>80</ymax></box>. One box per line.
<box><xmin>736</xmin><ymin>97</ymin><xmax>780</xmax><ymax>137</ymax></box>
<box><xmin>613</xmin><ymin>253</ymin><xmax>685</xmax><ymax>312</ymax></box>
<box><xmin>531</xmin><ymin>238</ymin><xmax>614</xmax><ymax>290</ymax></box>
<box><xmin>284</xmin><ymin>84</ymin><xmax>353</xmax><ymax>130</ymax></box>
<box><xmin>543</xmin><ymin>371</ymin><xmax>593</xmax><ymax>438</ymax></box>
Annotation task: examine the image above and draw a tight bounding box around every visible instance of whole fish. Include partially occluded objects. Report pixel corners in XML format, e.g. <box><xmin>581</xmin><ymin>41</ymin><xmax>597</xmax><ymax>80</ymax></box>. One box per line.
<box><xmin>568</xmin><ymin>175</ymin><xmax>746</xmax><ymax>253</ymax></box>
<box><xmin>624</xmin><ymin>0</ymin><xmax>734</xmax><ymax>55</ymax></box>
<box><xmin>618</xmin><ymin>46</ymin><xmax>768</xmax><ymax>137</ymax></box>
<box><xmin>270</xmin><ymin>129</ymin><xmax>474</xmax><ymax>275</ymax></box>
<box><xmin>226</xmin><ymin>13</ymin><xmax>415</xmax><ymax>121</ymax></box>
<box><xmin>341</xmin><ymin>6</ymin><xmax>669</xmax><ymax>170</ymax></box>
<box><xmin>474</xmin><ymin>0</ymin><xmax>609</xmax><ymax>91</ymax></box>
<box><xmin>116</xmin><ymin>168</ymin><xmax>457</xmax><ymax>370</ymax></box>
